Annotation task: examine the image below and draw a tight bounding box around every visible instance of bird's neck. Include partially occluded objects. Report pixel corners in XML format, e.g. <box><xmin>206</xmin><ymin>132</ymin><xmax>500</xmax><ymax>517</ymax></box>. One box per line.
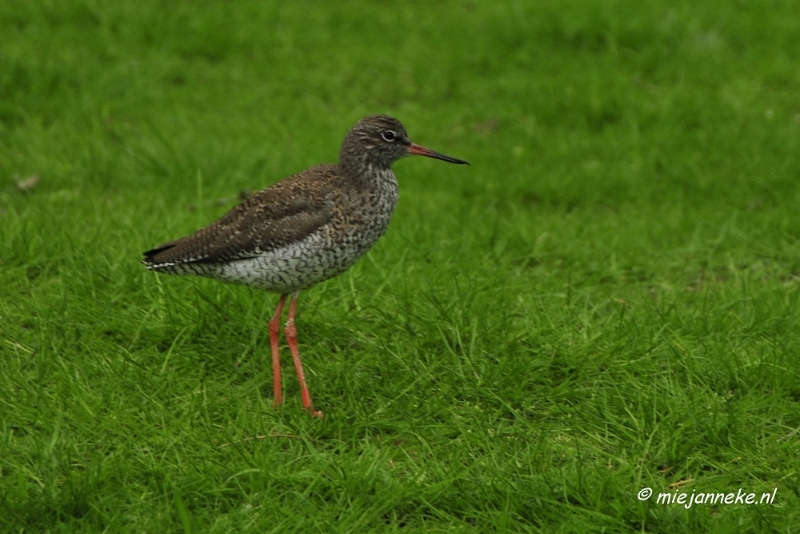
<box><xmin>339</xmin><ymin>153</ymin><xmax>394</xmax><ymax>190</ymax></box>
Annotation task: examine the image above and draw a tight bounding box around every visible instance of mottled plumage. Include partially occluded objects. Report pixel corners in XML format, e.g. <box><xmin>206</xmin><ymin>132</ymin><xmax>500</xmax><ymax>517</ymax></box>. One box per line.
<box><xmin>143</xmin><ymin>115</ymin><xmax>468</xmax><ymax>415</ymax></box>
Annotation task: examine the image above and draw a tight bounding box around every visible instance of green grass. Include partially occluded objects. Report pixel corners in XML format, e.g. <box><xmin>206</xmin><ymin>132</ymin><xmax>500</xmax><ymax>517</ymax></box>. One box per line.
<box><xmin>2</xmin><ymin>0</ymin><xmax>800</xmax><ymax>531</ymax></box>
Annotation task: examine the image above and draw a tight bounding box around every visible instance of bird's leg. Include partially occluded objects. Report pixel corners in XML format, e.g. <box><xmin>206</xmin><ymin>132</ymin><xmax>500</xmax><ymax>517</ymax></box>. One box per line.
<box><xmin>268</xmin><ymin>294</ymin><xmax>288</xmax><ymax>406</ymax></box>
<box><xmin>284</xmin><ymin>291</ymin><xmax>323</xmax><ymax>417</ymax></box>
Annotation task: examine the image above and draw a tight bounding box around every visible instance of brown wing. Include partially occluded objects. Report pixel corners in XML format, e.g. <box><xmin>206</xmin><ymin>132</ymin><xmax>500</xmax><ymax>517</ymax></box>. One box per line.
<box><xmin>143</xmin><ymin>164</ymin><xmax>339</xmax><ymax>267</ymax></box>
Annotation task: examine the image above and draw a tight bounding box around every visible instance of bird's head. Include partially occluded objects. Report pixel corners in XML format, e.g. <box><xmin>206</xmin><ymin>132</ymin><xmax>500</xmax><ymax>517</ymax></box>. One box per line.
<box><xmin>340</xmin><ymin>115</ymin><xmax>468</xmax><ymax>172</ymax></box>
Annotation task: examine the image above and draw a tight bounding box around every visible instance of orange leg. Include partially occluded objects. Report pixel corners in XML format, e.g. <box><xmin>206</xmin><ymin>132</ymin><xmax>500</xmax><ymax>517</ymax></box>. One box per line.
<box><xmin>268</xmin><ymin>294</ymin><xmax>288</xmax><ymax>405</ymax></box>
<box><xmin>285</xmin><ymin>291</ymin><xmax>323</xmax><ymax>417</ymax></box>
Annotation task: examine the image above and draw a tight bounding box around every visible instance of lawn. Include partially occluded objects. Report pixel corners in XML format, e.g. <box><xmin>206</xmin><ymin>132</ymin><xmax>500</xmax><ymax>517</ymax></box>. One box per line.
<box><xmin>2</xmin><ymin>0</ymin><xmax>800</xmax><ymax>532</ymax></box>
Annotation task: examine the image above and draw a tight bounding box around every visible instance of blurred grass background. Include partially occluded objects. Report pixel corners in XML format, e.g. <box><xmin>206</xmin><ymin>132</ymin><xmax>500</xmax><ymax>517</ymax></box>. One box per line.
<box><xmin>2</xmin><ymin>0</ymin><xmax>799</xmax><ymax>532</ymax></box>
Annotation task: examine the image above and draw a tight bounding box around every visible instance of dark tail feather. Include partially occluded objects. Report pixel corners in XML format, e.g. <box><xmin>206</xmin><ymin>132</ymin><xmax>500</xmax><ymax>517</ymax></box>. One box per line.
<box><xmin>142</xmin><ymin>241</ymin><xmax>180</xmax><ymax>267</ymax></box>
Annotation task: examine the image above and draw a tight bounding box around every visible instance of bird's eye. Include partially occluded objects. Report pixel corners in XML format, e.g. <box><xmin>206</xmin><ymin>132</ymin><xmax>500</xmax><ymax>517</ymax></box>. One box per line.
<box><xmin>381</xmin><ymin>130</ymin><xmax>396</xmax><ymax>142</ymax></box>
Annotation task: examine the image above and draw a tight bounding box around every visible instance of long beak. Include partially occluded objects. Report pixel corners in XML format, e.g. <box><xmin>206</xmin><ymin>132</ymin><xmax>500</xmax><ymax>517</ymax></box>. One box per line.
<box><xmin>408</xmin><ymin>143</ymin><xmax>469</xmax><ymax>165</ymax></box>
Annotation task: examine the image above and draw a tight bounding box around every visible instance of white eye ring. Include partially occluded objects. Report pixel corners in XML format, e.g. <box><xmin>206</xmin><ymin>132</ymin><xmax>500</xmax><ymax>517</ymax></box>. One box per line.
<box><xmin>381</xmin><ymin>130</ymin><xmax>397</xmax><ymax>142</ymax></box>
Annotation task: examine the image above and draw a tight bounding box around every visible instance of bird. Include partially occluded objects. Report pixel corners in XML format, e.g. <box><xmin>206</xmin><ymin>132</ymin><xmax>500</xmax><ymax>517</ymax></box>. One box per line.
<box><xmin>142</xmin><ymin>115</ymin><xmax>468</xmax><ymax>416</ymax></box>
